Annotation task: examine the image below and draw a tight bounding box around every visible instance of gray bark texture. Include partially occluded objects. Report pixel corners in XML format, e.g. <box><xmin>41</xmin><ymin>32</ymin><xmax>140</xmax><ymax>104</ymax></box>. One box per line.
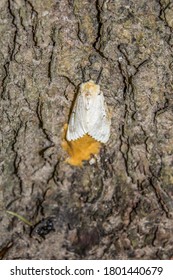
<box><xmin>1</xmin><ymin>0</ymin><xmax>173</xmax><ymax>260</ymax></box>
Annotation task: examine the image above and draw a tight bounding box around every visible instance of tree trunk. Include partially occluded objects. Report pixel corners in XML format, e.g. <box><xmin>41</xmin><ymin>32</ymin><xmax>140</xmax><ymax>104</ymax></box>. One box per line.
<box><xmin>1</xmin><ymin>0</ymin><xmax>173</xmax><ymax>259</ymax></box>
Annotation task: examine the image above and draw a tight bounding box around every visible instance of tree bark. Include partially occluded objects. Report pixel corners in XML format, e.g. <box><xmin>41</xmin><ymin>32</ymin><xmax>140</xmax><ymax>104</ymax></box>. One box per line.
<box><xmin>1</xmin><ymin>0</ymin><xmax>173</xmax><ymax>259</ymax></box>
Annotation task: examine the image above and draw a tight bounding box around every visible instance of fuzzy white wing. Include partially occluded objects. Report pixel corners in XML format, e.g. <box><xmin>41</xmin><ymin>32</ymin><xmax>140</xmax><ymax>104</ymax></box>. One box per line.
<box><xmin>66</xmin><ymin>94</ymin><xmax>88</xmax><ymax>141</ymax></box>
<box><xmin>87</xmin><ymin>92</ymin><xmax>110</xmax><ymax>143</ymax></box>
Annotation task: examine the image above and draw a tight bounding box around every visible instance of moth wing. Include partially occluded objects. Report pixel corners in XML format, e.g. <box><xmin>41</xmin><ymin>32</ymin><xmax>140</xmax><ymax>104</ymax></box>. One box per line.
<box><xmin>66</xmin><ymin>94</ymin><xmax>88</xmax><ymax>141</ymax></box>
<box><xmin>87</xmin><ymin>92</ymin><xmax>111</xmax><ymax>143</ymax></box>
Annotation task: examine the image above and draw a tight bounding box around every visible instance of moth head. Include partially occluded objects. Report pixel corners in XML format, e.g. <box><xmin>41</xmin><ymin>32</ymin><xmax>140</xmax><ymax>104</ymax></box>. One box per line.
<box><xmin>80</xmin><ymin>80</ymin><xmax>100</xmax><ymax>96</ymax></box>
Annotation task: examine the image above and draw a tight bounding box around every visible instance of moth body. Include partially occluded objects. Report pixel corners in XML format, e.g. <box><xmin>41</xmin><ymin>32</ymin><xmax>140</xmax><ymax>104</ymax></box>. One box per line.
<box><xmin>66</xmin><ymin>80</ymin><xmax>111</xmax><ymax>143</ymax></box>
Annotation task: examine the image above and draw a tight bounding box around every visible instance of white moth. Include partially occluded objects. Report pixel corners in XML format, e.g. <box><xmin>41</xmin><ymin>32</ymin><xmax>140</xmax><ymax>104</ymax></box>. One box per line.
<box><xmin>66</xmin><ymin>80</ymin><xmax>111</xmax><ymax>143</ymax></box>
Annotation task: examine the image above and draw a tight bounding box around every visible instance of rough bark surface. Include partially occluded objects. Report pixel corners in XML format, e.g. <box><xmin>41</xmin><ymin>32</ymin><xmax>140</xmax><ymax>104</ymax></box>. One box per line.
<box><xmin>1</xmin><ymin>0</ymin><xmax>173</xmax><ymax>260</ymax></box>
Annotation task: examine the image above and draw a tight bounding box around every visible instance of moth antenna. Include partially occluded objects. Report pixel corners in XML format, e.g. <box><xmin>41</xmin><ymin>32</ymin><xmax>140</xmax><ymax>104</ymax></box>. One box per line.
<box><xmin>96</xmin><ymin>67</ymin><xmax>103</xmax><ymax>84</ymax></box>
<box><xmin>80</xmin><ymin>66</ymin><xmax>86</xmax><ymax>82</ymax></box>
